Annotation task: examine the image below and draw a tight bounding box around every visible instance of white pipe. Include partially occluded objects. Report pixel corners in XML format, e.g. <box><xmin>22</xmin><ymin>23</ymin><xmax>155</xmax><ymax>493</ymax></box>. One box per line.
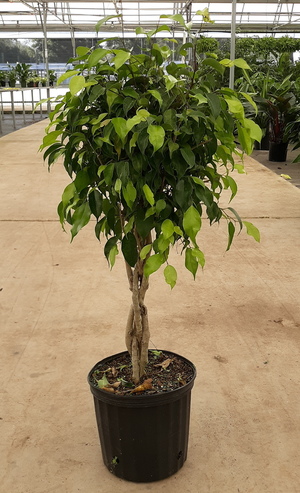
<box><xmin>229</xmin><ymin>0</ymin><xmax>237</xmax><ymax>89</ymax></box>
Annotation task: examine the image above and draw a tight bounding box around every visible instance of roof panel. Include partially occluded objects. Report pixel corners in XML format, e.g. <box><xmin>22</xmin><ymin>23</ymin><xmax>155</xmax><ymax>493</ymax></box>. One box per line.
<box><xmin>0</xmin><ymin>0</ymin><xmax>300</xmax><ymax>37</ymax></box>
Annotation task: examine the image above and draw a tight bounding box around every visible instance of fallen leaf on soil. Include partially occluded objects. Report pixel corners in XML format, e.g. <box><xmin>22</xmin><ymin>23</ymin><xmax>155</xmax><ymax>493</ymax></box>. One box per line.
<box><xmin>110</xmin><ymin>381</ymin><xmax>121</xmax><ymax>388</ymax></box>
<box><xmin>102</xmin><ymin>386</ymin><xmax>115</xmax><ymax>393</ymax></box>
<box><xmin>130</xmin><ymin>378</ymin><xmax>153</xmax><ymax>393</ymax></box>
<box><xmin>111</xmin><ymin>367</ymin><xmax>118</xmax><ymax>377</ymax></box>
<box><xmin>154</xmin><ymin>358</ymin><xmax>173</xmax><ymax>369</ymax></box>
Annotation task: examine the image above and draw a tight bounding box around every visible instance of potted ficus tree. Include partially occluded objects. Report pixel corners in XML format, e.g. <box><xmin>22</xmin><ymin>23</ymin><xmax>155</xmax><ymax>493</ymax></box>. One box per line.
<box><xmin>40</xmin><ymin>12</ymin><xmax>261</xmax><ymax>483</ymax></box>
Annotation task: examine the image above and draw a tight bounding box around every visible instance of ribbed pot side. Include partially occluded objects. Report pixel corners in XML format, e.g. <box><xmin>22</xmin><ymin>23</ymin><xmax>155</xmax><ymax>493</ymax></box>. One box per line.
<box><xmin>88</xmin><ymin>351</ymin><xmax>196</xmax><ymax>482</ymax></box>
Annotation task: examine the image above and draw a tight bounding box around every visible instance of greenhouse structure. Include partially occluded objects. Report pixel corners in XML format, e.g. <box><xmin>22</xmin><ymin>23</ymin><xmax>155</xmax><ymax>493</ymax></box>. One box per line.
<box><xmin>1</xmin><ymin>1</ymin><xmax>300</xmax><ymax>492</ymax></box>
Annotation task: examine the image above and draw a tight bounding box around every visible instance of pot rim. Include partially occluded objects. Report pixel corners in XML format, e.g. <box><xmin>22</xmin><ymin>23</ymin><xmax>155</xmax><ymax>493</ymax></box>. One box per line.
<box><xmin>87</xmin><ymin>349</ymin><xmax>197</xmax><ymax>408</ymax></box>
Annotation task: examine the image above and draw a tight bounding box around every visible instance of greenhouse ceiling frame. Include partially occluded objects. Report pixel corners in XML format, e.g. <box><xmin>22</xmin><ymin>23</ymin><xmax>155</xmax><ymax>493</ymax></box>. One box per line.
<box><xmin>1</xmin><ymin>0</ymin><xmax>300</xmax><ymax>38</ymax></box>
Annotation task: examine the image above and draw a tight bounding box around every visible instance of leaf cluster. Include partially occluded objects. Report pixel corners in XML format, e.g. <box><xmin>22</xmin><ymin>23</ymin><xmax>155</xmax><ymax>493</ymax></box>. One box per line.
<box><xmin>41</xmin><ymin>15</ymin><xmax>261</xmax><ymax>287</ymax></box>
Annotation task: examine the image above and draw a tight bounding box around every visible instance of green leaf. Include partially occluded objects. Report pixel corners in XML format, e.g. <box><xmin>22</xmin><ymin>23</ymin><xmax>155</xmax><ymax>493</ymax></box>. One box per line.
<box><xmin>42</xmin><ymin>130</ymin><xmax>62</xmax><ymax>147</ymax></box>
<box><xmin>70</xmin><ymin>202</ymin><xmax>91</xmax><ymax>240</ymax></box>
<box><xmin>62</xmin><ymin>182</ymin><xmax>77</xmax><ymax>209</ymax></box>
<box><xmin>234</xmin><ymin>58</ymin><xmax>251</xmax><ymax>70</ymax></box>
<box><xmin>196</xmin><ymin>8</ymin><xmax>214</xmax><ymax>23</ymax></box>
<box><xmin>202</xmin><ymin>58</ymin><xmax>225</xmax><ymax>75</ymax></box>
<box><xmin>88</xmin><ymin>48</ymin><xmax>109</xmax><ymax>67</ymax></box>
<box><xmin>185</xmin><ymin>248</ymin><xmax>198</xmax><ymax>279</ymax></box>
<box><xmin>76</xmin><ymin>46</ymin><xmax>90</xmax><ymax>57</ymax></box>
<box><xmin>192</xmin><ymin>93</ymin><xmax>207</xmax><ymax>105</ymax></box>
<box><xmin>175</xmin><ymin>179</ymin><xmax>192</xmax><ymax>209</ymax></box>
<box><xmin>237</xmin><ymin>122</ymin><xmax>252</xmax><ymax>155</ymax></box>
<box><xmin>124</xmin><ymin>216</ymin><xmax>135</xmax><ymax>234</ymax></box>
<box><xmin>140</xmin><ymin>244</ymin><xmax>152</xmax><ymax>260</ymax></box>
<box><xmin>240</xmin><ymin>92</ymin><xmax>257</xmax><ymax>115</ymax></box>
<box><xmin>243</xmin><ymin>118</ymin><xmax>263</xmax><ymax>142</ymax></box>
<box><xmin>228</xmin><ymin>207</ymin><xmax>243</xmax><ymax>230</ymax></box>
<box><xmin>114</xmin><ymin>178</ymin><xmax>122</xmax><ymax>193</ymax></box>
<box><xmin>180</xmin><ymin>145</ymin><xmax>195</xmax><ymax>167</ymax></box>
<box><xmin>183</xmin><ymin>206</ymin><xmax>201</xmax><ymax>244</ymax></box>
<box><xmin>192</xmin><ymin>176</ymin><xmax>205</xmax><ymax>188</ymax></box>
<box><xmin>135</xmin><ymin>26</ymin><xmax>147</xmax><ymax>35</ymax></box>
<box><xmin>224</xmin><ymin>96</ymin><xmax>244</xmax><ymax>117</ymax></box>
<box><xmin>123</xmin><ymin>181</ymin><xmax>136</xmax><ymax>209</ymax></box>
<box><xmin>161</xmin><ymin>219</ymin><xmax>174</xmax><ymax>239</ymax></box>
<box><xmin>148</xmin><ymin>89</ymin><xmax>163</xmax><ymax>107</ymax></box>
<box><xmin>57</xmin><ymin>70</ymin><xmax>80</xmax><ymax>85</ymax></box>
<box><xmin>144</xmin><ymin>254</ymin><xmax>165</xmax><ymax>277</ymax></box>
<box><xmin>69</xmin><ymin>75</ymin><xmax>85</xmax><ymax>96</ymax></box>
<box><xmin>112</xmin><ymin>117</ymin><xmax>129</xmax><ymax>143</ymax></box>
<box><xmin>127</xmin><ymin>109</ymin><xmax>150</xmax><ymax>131</ymax></box>
<box><xmin>147</xmin><ymin>125</ymin><xmax>165</xmax><ymax>153</ymax></box>
<box><xmin>129</xmin><ymin>132</ymin><xmax>139</xmax><ymax>153</ymax></box>
<box><xmin>103</xmin><ymin>163</ymin><xmax>114</xmax><ymax>186</ymax></box>
<box><xmin>123</xmin><ymin>87</ymin><xmax>139</xmax><ymax>99</ymax></box>
<box><xmin>192</xmin><ymin>248</ymin><xmax>205</xmax><ymax>268</ymax></box>
<box><xmin>121</xmin><ymin>232</ymin><xmax>138</xmax><ymax>267</ymax></box>
<box><xmin>164</xmin><ymin>265</ymin><xmax>177</xmax><ymax>289</ymax></box>
<box><xmin>145</xmin><ymin>207</ymin><xmax>155</xmax><ymax>219</ymax></box>
<box><xmin>108</xmin><ymin>245</ymin><xmax>119</xmax><ymax>268</ymax></box>
<box><xmin>227</xmin><ymin>176</ymin><xmax>238</xmax><ymax>202</ymax></box>
<box><xmin>168</xmin><ymin>141</ymin><xmax>179</xmax><ymax>158</ymax></box>
<box><xmin>104</xmin><ymin>236</ymin><xmax>118</xmax><ymax>263</ymax></box>
<box><xmin>164</xmin><ymin>74</ymin><xmax>177</xmax><ymax>92</ymax></box>
<box><xmin>95</xmin><ymin>15</ymin><xmax>122</xmax><ymax>33</ymax></box>
<box><xmin>219</xmin><ymin>58</ymin><xmax>234</xmax><ymax>67</ymax></box>
<box><xmin>207</xmin><ymin>93</ymin><xmax>221</xmax><ymax>119</ymax></box>
<box><xmin>226</xmin><ymin>221</ymin><xmax>235</xmax><ymax>251</ymax></box>
<box><xmin>156</xmin><ymin>199</ymin><xmax>166</xmax><ymax>213</ymax></box>
<box><xmin>243</xmin><ymin>221</ymin><xmax>260</xmax><ymax>242</ymax></box>
<box><xmin>156</xmin><ymin>235</ymin><xmax>170</xmax><ymax>253</ymax></box>
<box><xmin>106</xmin><ymin>84</ymin><xmax>120</xmax><ymax>110</ymax></box>
<box><xmin>142</xmin><ymin>184</ymin><xmax>155</xmax><ymax>206</ymax></box>
<box><xmin>160</xmin><ymin>14</ymin><xmax>186</xmax><ymax>27</ymax></box>
<box><xmin>163</xmin><ymin>109</ymin><xmax>177</xmax><ymax>129</ymax></box>
<box><xmin>88</xmin><ymin>190</ymin><xmax>102</xmax><ymax>218</ymax></box>
<box><xmin>113</xmin><ymin>50</ymin><xmax>131</xmax><ymax>70</ymax></box>
<box><xmin>174</xmin><ymin>226</ymin><xmax>183</xmax><ymax>236</ymax></box>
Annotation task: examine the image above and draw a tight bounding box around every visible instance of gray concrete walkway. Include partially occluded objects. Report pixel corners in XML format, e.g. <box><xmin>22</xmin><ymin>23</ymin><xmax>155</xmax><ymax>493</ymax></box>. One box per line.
<box><xmin>1</xmin><ymin>120</ymin><xmax>300</xmax><ymax>493</ymax></box>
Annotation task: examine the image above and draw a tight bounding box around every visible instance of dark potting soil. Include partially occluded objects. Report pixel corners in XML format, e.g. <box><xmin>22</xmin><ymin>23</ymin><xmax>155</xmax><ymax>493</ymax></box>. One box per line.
<box><xmin>90</xmin><ymin>350</ymin><xmax>194</xmax><ymax>396</ymax></box>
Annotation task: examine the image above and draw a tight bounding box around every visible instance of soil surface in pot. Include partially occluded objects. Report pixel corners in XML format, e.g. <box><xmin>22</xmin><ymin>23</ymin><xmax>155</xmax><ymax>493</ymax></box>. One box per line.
<box><xmin>90</xmin><ymin>350</ymin><xmax>194</xmax><ymax>396</ymax></box>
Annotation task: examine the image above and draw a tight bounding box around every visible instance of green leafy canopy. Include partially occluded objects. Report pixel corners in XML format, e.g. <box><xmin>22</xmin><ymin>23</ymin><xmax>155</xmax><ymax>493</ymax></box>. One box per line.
<box><xmin>41</xmin><ymin>14</ymin><xmax>260</xmax><ymax>289</ymax></box>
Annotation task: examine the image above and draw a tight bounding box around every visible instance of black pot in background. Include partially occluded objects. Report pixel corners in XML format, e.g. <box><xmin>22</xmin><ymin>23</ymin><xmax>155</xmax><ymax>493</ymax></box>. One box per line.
<box><xmin>269</xmin><ymin>141</ymin><xmax>288</xmax><ymax>162</ymax></box>
<box><xmin>254</xmin><ymin>133</ymin><xmax>270</xmax><ymax>150</ymax></box>
<box><xmin>88</xmin><ymin>350</ymin><xmax>196</xmax><ymax>482</ymax></box>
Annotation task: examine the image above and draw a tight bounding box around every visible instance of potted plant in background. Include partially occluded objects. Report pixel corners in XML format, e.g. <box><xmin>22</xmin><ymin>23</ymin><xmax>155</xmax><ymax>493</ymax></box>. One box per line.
<box><xmin>0</xmin><ymin>70</ymin><xmax>7</xmax><ymax>87</ymax></box>
<box><xmin>14</xmin><ymin>62</ymin><xmax>32</xmax><ymax>87</ymax></box>
<box><xmin>48</xmin><ymin>69</ymin><xmax>57</xmax><ymax>86</ymax></box>
<box><xmin>7</xmin><ymin>64</ymin><xmax>17</xmax><ymax>87</ymax></box>
<box><xmin>40</xmin><ymin>13</ymin><xmax>261</xmax><ymax>483</ymax></box>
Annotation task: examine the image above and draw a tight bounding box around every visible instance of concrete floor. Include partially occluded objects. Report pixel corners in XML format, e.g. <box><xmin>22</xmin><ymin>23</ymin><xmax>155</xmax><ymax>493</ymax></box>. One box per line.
<box><xmin>1</xmin><ymin>121</ymin><xmax>300</xmax><ymax>493</ymax></box>
<box><xmin>252</xmin><ymin>147</ymin><xmax>300</xmax><ymax>189</ymax></box>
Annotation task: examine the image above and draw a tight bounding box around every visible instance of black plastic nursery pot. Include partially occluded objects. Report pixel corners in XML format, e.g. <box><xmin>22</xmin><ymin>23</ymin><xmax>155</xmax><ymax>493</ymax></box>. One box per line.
<box><xmin>269</xmin><ymin>141</ymin><xmax>288</xmax><ymax>162</ymax></box>
<box><xmin>88</xmin><ymin>350</ymin><xmax>196</xmax><ymax>483</ymax></box>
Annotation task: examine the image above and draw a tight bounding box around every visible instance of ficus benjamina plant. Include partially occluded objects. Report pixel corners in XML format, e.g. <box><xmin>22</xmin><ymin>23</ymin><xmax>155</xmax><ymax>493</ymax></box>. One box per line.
<box><xmin>40</xmin><ymin>12</ymin><xmax>261</xmax><ymax>383</ymax></box>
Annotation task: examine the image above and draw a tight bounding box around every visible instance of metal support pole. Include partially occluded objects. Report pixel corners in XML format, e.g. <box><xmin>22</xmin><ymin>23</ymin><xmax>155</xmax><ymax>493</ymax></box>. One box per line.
<box><xmin>31</xmin><ymin>89</ymin><xmax>35</xmax><ymax>120</ymax></box>
<box><xmin>21</xmin><ymin>89</ymin><xmax>26</xmax><ymax>124</ymax></box>
<box><xmin>10</xmin><ymin>91</ymin><xmax>16</xmax><ymax>130</ymax></box>
<box><xmin>229</xmin><ymin>0</ymin><xmax>237</xmax><ymax>90</ymax></box>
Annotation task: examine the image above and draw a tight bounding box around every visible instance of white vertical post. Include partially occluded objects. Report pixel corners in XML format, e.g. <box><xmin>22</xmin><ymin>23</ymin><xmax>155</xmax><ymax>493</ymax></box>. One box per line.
<box><xmin>229</xmin><ymin>0</ymin><xmax>237</xmax><ymax>89</ymax></box>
